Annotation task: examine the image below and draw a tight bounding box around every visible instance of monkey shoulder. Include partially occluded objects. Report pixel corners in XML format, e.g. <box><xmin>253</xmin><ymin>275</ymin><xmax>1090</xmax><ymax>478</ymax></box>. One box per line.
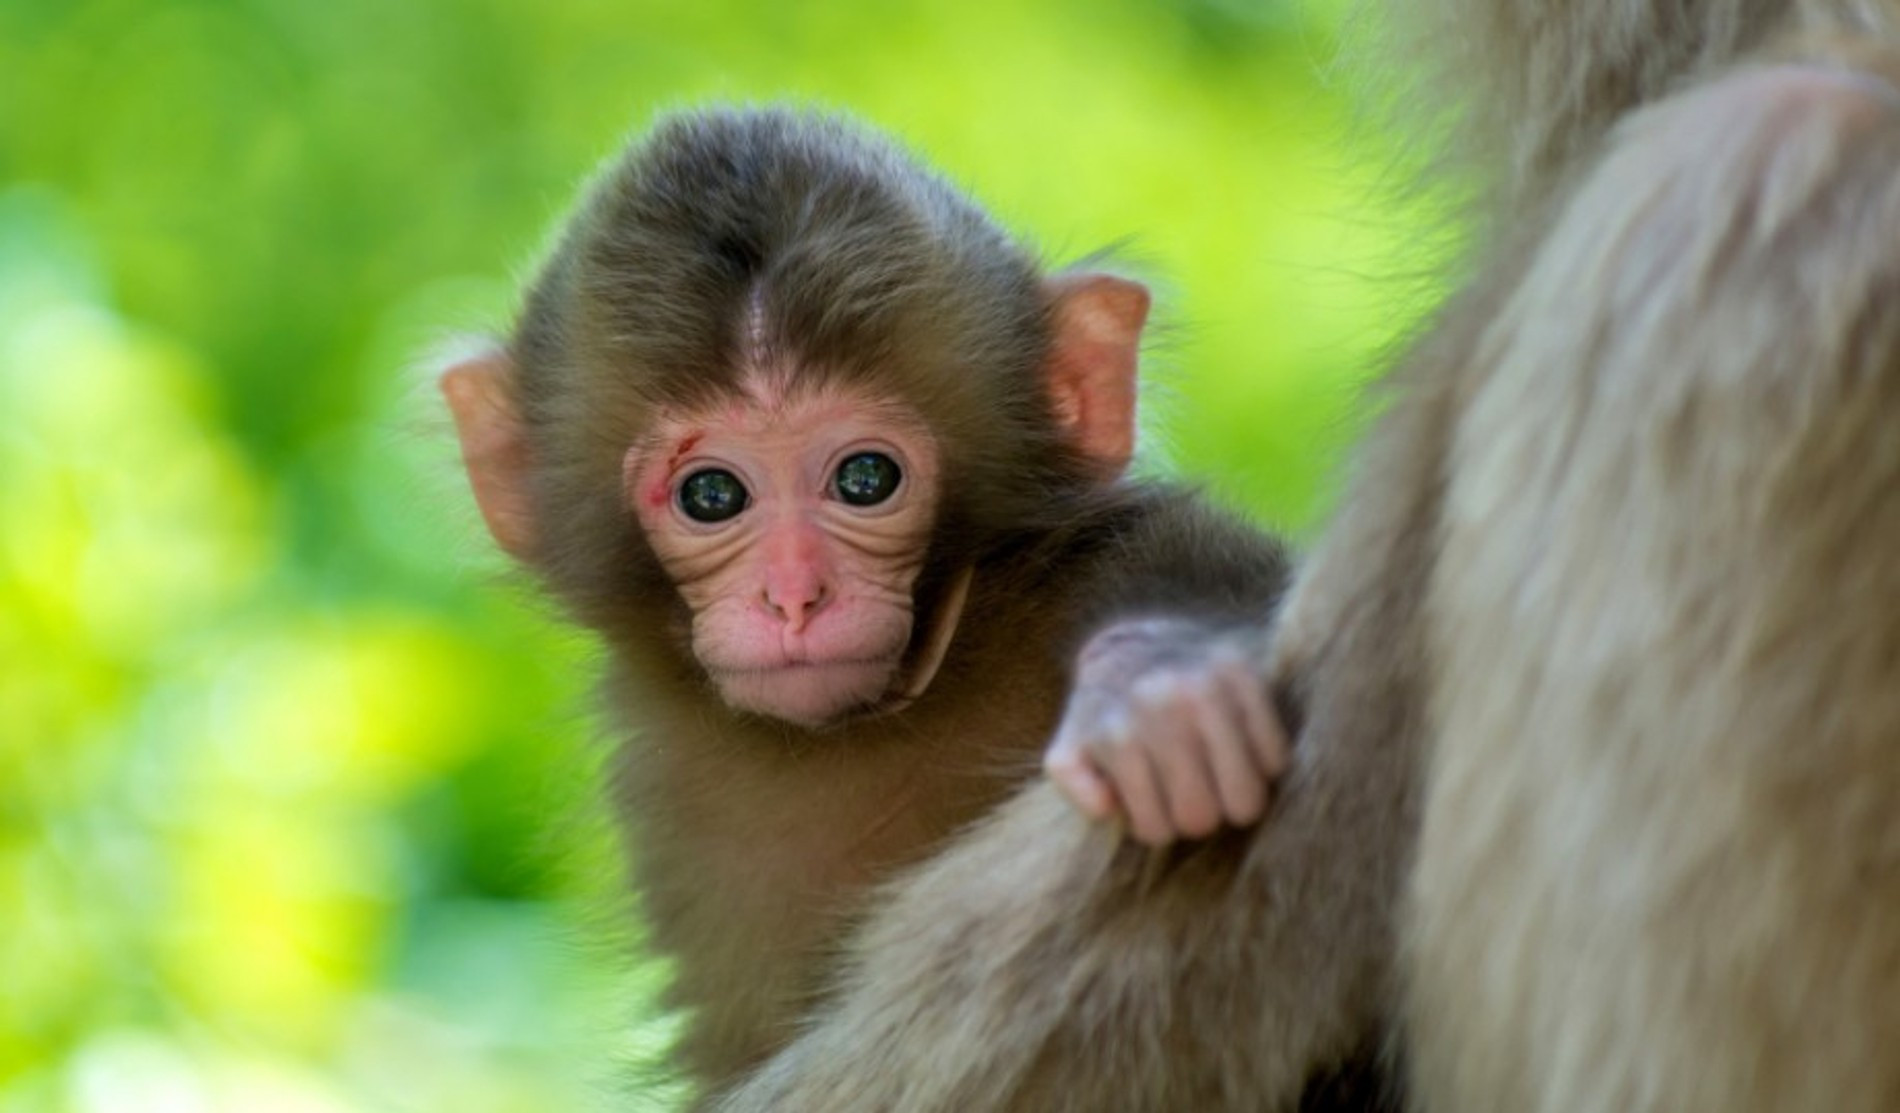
<box><xmin>1036</xmin><ymin>482</ymin><xmax>1294</xmax><ymax>636</ymax></box>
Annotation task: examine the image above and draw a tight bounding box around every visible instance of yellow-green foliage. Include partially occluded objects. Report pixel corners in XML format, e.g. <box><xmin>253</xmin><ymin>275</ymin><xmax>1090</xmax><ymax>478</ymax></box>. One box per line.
<box><xmin>0</xmin><ymin>1</ymin><xmax>1416</xmax><ymax>1109</ymax></box>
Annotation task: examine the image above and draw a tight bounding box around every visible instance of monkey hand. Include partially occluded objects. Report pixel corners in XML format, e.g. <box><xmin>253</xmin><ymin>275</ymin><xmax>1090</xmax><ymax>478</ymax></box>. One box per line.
<box><xmin>1044</xmin><ymin>620</ymin><xmax>1289</xmax><ymax>847</ymax></box>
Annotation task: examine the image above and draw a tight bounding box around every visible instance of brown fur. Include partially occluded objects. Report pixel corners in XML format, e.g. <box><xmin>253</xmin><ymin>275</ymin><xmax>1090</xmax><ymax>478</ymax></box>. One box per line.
<box><xmin>448</xmin><ymin>107</ymin><xmax>1294</xmax><ymax>1095</ymax></box>
<box><xmin>712</xmin><ymin>4</ymin><xmax>1900</xmax><ymax>1112</ymax></box>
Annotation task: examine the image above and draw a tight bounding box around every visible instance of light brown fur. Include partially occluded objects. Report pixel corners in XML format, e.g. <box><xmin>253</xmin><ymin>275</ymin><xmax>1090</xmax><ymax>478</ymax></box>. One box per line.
<box><xmin>712</xmin><ymin>3</ymin><xmax>1900</xmax><ymax>1111</ymax></box>
<box><xmin>1410</xmin><ymin>36</ymin><xmax>1900</xmax><ymax>1113</ymax></box>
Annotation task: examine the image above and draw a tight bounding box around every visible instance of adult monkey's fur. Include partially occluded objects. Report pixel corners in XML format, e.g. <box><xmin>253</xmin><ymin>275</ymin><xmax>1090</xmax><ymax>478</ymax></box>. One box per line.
<box><xmin>712</xmin><ymin>1</ymin><xmax>1900</xmax><ymax>1110</ymax></box>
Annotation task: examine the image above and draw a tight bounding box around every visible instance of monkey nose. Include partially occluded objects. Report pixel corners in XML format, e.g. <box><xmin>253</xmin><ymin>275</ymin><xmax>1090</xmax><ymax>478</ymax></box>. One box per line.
<box><xmin>763</xmin><ymin>582</ymin><xmax>829</xmax><ymax>632</ymax></box>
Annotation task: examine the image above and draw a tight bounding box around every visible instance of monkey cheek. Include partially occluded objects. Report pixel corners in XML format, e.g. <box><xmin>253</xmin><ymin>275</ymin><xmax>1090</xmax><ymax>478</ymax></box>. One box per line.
<box><xmin>715</xmin><ymin>660</ymin><xmax>901</xmax><ymax>728</ymax></box>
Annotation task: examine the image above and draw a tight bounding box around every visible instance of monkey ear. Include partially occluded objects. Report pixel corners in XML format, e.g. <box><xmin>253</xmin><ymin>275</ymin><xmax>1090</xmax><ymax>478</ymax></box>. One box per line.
<box><xmin>1043</xmin><ymin>273</ymin><xmax>1149</xmax><ymax>477</ymax></box>
<box><xmin>440</xmin><ymin>347</ymin><xmax>537</xmax><ymax>563</ymax></box>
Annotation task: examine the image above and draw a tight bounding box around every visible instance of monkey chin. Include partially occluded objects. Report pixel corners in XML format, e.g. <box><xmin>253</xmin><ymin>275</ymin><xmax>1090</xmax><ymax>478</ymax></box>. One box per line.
<box><xmin>715</xmin><ymin>659</ymin><xmax>902</xmax><ymax>729</ymax></box>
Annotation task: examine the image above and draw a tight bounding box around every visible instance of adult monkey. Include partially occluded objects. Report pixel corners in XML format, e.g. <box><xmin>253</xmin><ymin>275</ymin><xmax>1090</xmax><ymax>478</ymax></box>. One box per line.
<box><xmin>713</xmin><ymin>2</ymin><xmax>1900</xmax><ymax>1111</ymax></box>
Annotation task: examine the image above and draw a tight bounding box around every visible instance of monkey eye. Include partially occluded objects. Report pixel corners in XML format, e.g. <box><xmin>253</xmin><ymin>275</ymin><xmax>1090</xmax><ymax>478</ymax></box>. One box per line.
<box><xmin>678</xmin><ymin>468</ymin><xmax>749</xmax><ymax>523</ymax></box>
<box><xmin>834</xmin><ymin>452</ymin><xmax>902</xmax><ymax>507</ymax></box>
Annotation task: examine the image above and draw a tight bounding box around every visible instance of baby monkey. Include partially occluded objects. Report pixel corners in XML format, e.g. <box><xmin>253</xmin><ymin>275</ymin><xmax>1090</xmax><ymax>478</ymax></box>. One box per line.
<box><xmin>442</xmin><ymin>106</ymin><xmax>1288</xmax><ymax>1092</ymax></box>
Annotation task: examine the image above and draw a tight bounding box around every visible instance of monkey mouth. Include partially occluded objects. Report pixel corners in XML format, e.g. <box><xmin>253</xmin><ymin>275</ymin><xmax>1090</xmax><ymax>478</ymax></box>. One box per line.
<box><xmin>714</xmin><ymin>657</ymin><xmax>903</xmax><ymax>727</ymax></box>
<box><xmin>719</xmin><ymin>652</ymin><xmax>901</xmax><ymax>674</ymax></box>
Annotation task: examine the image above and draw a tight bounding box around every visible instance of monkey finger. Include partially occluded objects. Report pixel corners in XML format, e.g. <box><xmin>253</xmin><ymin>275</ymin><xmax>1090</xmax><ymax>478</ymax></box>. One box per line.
<box><xmin>1138</xmin><ymin>707</ymin><xmax>1225</xmax><ymax>841</ymax></box>
<box><xmin>1096</xmin><ymin>732</ymin><xmax>1175</xmax><ymax>846</ymax></box>
<box><xmin>1219</xmin><ymin>663</ymin><xmax>1289</xmax><ymax>778</ymax></box>
<box><xmin>1044</xmin><ymin>748</ymin><xmax>1120</xmax><ymax>822</ymax></box>
<box><xmin>1193</xmin><ymin>694</ymin><xmax>1267</xmax><ymax>828</ymax></box>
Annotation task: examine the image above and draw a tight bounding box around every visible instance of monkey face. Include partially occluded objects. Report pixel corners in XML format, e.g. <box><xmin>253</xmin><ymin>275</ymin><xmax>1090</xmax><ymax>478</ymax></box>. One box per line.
<box><xmin>624</xmin><ymin>377</ymin><xmax>942</xmax><ymax>727</ymax></box>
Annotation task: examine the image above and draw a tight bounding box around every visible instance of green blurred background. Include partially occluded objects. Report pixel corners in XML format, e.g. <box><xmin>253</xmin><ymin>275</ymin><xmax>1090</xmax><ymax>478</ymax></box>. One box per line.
<box><xmin>1</xmin><ymin>0</ymin><xmax>1420</xmax><ymax>1109</ymax></box>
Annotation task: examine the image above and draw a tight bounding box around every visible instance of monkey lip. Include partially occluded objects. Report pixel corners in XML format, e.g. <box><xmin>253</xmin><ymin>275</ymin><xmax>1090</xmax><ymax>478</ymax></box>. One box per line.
<box><xmin>716</xmin><ymin>651</ymin><xmax>901</xmax><ymax>672</ymax></box>
<box><xmin>714</xmin><ymin>656</ymin><xmax>904</xmax><ymax>726</ymax></box>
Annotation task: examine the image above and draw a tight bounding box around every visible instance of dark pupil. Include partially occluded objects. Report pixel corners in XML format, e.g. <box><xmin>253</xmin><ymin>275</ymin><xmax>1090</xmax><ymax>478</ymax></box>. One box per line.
<box><xmin>678</xmin><ymin>469</ymin><xmax>748</xmax><ymax>522</ymax></box>
<box><xmin>835</xmin><ymin>452</ymin><xmax>901</xmax><ymax>506</ymax></box>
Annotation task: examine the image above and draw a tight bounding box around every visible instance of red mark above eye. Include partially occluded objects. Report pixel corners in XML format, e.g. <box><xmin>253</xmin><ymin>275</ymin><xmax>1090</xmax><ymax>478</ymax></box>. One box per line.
<box><xmin>670</xmin><ymin>433</ymin><xmax>705</xmax><ymax>465</ymax></box>
<box><xmin>644</xmin><ymin>432</ymin><xmax>705</xmax><ymax>509</ymax></box>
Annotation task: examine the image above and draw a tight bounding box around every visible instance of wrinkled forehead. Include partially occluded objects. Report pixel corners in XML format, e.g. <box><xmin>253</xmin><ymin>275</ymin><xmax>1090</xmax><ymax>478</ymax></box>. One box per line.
<box><xmin>645</xmin><ymin>373</ymin><xmax>932</xmax><ymax>443</ymax></box>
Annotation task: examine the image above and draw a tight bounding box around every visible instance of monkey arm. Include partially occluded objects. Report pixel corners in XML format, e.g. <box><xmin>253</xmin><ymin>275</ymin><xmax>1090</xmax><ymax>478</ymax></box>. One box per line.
<box><xmin>1037</xmin><ymin>494</ymin><xmax>1296</xmax><ymax>843</ymax></box>
<box><xmin>1067</xmin><ymin>487</ymin><xmax>1294</xmax><ymax>644</ymax></box>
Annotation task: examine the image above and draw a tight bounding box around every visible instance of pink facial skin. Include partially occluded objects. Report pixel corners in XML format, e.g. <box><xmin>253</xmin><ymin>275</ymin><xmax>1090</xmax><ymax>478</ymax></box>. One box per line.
<box><xmin>627</xmin><ymin>380</ymin><xmax>942</xmax><ymax>728</ymax></box>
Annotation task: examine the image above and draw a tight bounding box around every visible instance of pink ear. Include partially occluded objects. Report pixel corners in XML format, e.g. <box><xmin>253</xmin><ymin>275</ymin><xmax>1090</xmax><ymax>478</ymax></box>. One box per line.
<box><xmin>440</xmin><ymin>348</ymin><xmax>537</xmax><ymax>562</ymax></box>
<box><xmin>1044</xmin><ymin>273</ymin><xmax>1149</xmax><ymax>477</ymax></box>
